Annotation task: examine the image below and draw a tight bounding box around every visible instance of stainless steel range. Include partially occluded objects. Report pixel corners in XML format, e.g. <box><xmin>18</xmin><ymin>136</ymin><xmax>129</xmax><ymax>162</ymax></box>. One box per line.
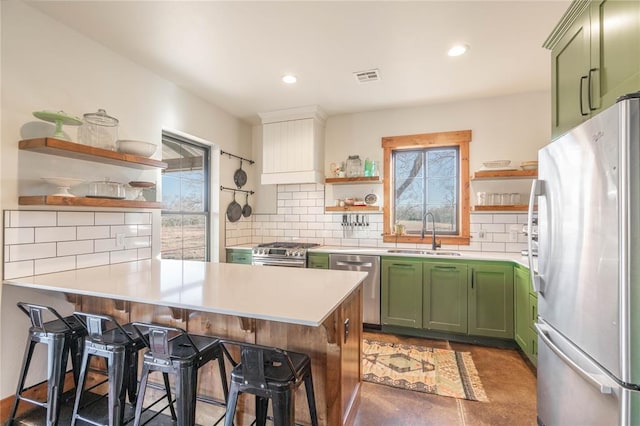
<box><xmin>252</xmin><ymin>242</ymin><xmax>320</xmax><ymax>268</ymax></box>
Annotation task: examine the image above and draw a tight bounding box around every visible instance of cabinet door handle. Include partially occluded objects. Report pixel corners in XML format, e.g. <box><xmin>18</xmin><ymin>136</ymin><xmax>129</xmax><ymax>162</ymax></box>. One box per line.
<box><xmin>391</xmin><ymin>263</ymin><xmax>414</xmax><ymax>268</ymax></box>
<box><xmin>471</xmin><ymin>273</ymin><xmax>474</xmax><ymax>289</ymax></box>
<box><xmin>434</xmin><ymin>265</ymin><xmax>456</xmax><ymax>270</ymax></box>
<box><xmin>588</xmin><ymin>68</ymin><xmax>597</xmax><ymax>111</ymax></box>
<box><xmin>579</xmin><ymin>75</ymin><xmax>589</xmax><ymax>116</ymax></box>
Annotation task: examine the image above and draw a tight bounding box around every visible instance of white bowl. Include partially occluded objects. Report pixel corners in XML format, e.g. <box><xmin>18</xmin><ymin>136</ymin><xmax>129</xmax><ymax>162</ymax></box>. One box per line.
<box><xmin>483</xmin><ymin>160</ymin><xmax>511</xmax><ymax>168</ymax></box>
<box><xmin>116</xmin><ymin>140</ymin><xmax>157</xmax><ymax>157</ymax></box>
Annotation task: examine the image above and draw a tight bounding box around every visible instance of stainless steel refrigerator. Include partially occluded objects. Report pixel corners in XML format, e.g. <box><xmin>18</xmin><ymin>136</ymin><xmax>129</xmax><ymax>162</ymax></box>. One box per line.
<box><xmin>529</xmin><ymin>92</ymin><xmax>640</xmax><ymax>425</ymax></box>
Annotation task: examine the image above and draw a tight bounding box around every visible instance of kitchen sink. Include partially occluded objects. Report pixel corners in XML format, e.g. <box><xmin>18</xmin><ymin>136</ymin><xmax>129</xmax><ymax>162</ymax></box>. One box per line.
<box><xmin>386</xmin><ymin>249</ymin><xmax>461</xmax><ymax>256</ymax></box>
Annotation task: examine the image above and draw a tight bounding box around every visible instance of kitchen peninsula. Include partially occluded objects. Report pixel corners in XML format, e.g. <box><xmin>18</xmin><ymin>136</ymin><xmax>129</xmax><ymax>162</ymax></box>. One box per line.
<box><xmin>2</xmin><ymin>260</ymin><xmax>366</xmax><ymax>426</ymax></box>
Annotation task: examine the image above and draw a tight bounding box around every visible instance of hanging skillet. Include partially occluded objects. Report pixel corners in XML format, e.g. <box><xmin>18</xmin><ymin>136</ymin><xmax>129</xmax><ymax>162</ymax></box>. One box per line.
<box><xmin>226</xmin><ymin>191</ymin><xmax>242</xmax><ymax>222</ymax></box>
<box><xmin>242</xmin><ymin>193</ymin><xmax>252</xmax><ymax>218</ymax></box>
<box><xmin>233</xmin><ymin>159</ymin><xmax>247</xmax><ymax>188</ymax></box>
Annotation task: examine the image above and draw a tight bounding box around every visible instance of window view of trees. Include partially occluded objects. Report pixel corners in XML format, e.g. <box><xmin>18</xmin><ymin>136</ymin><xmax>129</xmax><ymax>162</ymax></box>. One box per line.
<box><xmin>382</xmin><ymin>130</ymin><xmax>470</xmax><ymax>245</ymax></box>
<box><xmin>393</xmin><ymin>147</ymin><xmax>458</xmax><ymax>234</ymax></box>
<box><xmin>161</xmin><ymin>135</ymin><xmax>209</xmax><ymax>261</ymax></box>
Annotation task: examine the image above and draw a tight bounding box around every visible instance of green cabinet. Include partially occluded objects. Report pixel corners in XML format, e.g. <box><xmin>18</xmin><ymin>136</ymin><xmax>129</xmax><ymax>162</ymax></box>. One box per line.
<box><xmin>381</xmin><ymin>257</ymin><xmax>423</xmax><ymax>328</ymax></box>
<box><xmin>423</xmin><ymin>262</ymin><xmax>468</xmax><ymax>334</ymax></box>
<box><xmin>307</xmin><ymin>252</ymin><xmax>329</xmax><ymax>269</ymax></box>
<box><xmin>225</xmin><ymin>248</ymin><xmax>252</xmax><ymax>264</ymax></box>
<box><xmin>382</xmin><ymin>257</ymin><xmax>514</xmax><ymax>339</ymax></box>
<box><xmin>546</xmin><ymin>0</ymin><xmax>640</xmax><ymax>139</ymax></box>
<box><xmin>468</xmin><ymin>263</ymin><xmax>514</xmax><ymax>339</ymax></box>
<box><xmin>514</xmin><ymin>265</ymin><xmax>538</xmax><ymax>366</ymax></box>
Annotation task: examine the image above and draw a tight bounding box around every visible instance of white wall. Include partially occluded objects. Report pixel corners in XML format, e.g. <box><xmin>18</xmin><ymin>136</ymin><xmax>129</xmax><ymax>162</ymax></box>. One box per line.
<box><xmin>0</xmin><ymin>0</ymin><xmax>251</xmax><ymax>399</ymax></box>
<box><xmin>325</xmin><ymin>91</ymin><xmax>550</xmax><ymax>176</ymax></box>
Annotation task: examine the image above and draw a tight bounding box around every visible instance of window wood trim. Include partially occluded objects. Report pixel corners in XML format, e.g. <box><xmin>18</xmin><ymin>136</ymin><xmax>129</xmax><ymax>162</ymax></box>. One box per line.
<box><xmin>381</xmin><ymin>130</ymin><xmax>471</xmax><ymax>245</ymax></box>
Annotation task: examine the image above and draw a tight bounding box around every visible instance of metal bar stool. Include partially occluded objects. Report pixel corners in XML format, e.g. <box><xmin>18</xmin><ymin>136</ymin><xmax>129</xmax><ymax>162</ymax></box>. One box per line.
<box><xmin>220</xmin><ymin>341</ymin><xmax>318</xmax><ymax>426</ymax></box>
<box><xmin>8</xmin><ymin>302</ymin><xmax>86</xmax><ymax>426</ymax></box>
<box><xmin>131</xmin><ymin>322</ymin><xmax>229</xmax><ymax>426</ymax></box>
<box><xmin>70</xmin><ymin>312</ymin><xmax>175</xmax><ymax>426</ymax></box>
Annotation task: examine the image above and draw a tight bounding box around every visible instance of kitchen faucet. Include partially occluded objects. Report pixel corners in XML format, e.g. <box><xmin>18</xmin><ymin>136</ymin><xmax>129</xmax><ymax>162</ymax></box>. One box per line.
<box><xmin>421</xmin><ymin>211</ymin><xmax>441</xmax><ymax>250</ymax></box>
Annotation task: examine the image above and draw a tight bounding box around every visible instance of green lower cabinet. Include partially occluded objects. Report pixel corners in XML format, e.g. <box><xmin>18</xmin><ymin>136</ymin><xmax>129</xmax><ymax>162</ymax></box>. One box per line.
<box><xmin>423</xmin><ymin>262</ymin><xmax>468</xmax><ymax>334</ymax></box>
<box><xmin>468</xmin><ymin>263</ymin><xmax>514</xmax><ymax>339</ymax></box>
<box><xmin>226</xmin><ymin>248</ymin><xmax>252</xmax><ymax>264</ymax></box>
<box><xmin>514</xmin><ymin>264</ymin><xmax>538</xmax><ymax>365</ymax></box>
<box><xmin>381</xmin><ymin>257</ymin><xmax>423</xmax><ymax>328</ymax></box>
<box><xmin>307</xmin><ymin>252</ymin><xmax>329</xmax><ymax>269</ymax></box>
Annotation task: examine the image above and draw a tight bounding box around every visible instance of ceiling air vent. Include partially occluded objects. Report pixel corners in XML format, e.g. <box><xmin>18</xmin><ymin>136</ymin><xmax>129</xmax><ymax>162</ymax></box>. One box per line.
<box><xmin>354</xmin><ymin>69</ymin><xmax>380</xmax><ymax>84</ymax></box>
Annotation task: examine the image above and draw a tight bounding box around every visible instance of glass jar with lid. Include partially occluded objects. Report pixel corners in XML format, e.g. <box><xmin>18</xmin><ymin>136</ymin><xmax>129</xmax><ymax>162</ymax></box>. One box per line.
<box><xmin>346</xmin><ymin>155</ymin><xmax>362</xmax><ymax>177</ymax></box>
<box><xmin>78</xmin><ymin>109</ymin><xmax>119</xmax><ymax>151</ymax></box>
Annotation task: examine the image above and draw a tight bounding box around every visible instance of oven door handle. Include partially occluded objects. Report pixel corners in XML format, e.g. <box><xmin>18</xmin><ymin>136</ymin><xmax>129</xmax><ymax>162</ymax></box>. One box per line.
<box><xmin>252</xmin><ymin>258</ymin><xmax>306</xmax><ymax>267</ymax></box>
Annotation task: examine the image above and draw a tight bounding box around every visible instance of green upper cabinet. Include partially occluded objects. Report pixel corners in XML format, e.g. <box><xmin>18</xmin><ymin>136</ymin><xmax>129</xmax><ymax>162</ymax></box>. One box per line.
<box><xmin>226</xmin><ymin>248</ymin><xmax>252</xmax><ymax>264</ymax></box>
<box><xmin>549</xmin><ymin>7</ymin><xmax>591</xmax><ymax>138</ymax></box>
<box><xmin>307</xmin><ymin>252</ymin><xmax>329</xmax><ymax>269</ymax></box>
<box><xmin>590</xmin><ymin>0</ymin><xmax>640</xmax><ymax>109</ymax></box>
<box><xmin>381</xmin><ymin>257</ymin><xmax>423</xmax><ymax>328</ymax></box>
<box><xmin>468</xmin><ymin>262</ymin><xmax>514</xmax><ymax>339</ymax></box>
<box><xmin>423</xmin><ymin>262</ymin><xmax>468</xmax><ymax>334</ymax></box>
<box><xmin>546</xmin><ymin>0</ymin><xmax>640</xmax><ymax>139</ymax></box>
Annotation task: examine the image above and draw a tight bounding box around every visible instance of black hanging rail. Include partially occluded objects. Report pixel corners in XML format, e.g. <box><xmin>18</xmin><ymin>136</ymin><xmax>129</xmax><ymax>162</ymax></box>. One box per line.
<box><xmin>220</xmin><ymin>150</ymin><xmax>254</xmax><ymax>165</ymax></box>
<box><xmin>220</xmin><ymin>186</ymin><xmax>254</xmax><ymax>195</ymax></box>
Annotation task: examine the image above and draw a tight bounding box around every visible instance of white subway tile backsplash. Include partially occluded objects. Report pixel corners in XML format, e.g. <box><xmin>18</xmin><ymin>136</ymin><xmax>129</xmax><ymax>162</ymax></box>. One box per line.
<box><xmin>481</xmin><ymin>223</ymin><xmax>505</xmax><ymax>233</ymax></box>
<box><xmin>95</xmin><ymin>238</ymin><xmax>118</xmax><ymax>252</ymax></box>
<box><xmin>57</xmin><ymin>240</ymin><xmax>94</xmax><ymax>256</ymax></box>
<box><xmin>95</xmin><ymin>212</ymin><xmax>125</xmax><ymax>225</ymax></box>
<box><xmin>10</xmin><ymin>243</ymin><xmax>56</xmax><ymax>261</ymax></box>
<box><xmin>470</xmin><ymin>214</ymin><xmax>493</xmax><ymax>224</ymax></box>
<box><xmin>4</xmin><ymin>209</ymin><xmax>154</xmax><ymax>279</ymax></box>
<box><xmin>35</xmin><ymin>256</ymin><xmax>76</xmax><ymax>275</ymax></box>
<box><xmin>10</xmin><ymin>211</ymin><xmax>57</xmax><ymax>228</ymax></box>
<box><xmin>35</xmin><ymin>227</ymin><xmax>77</xmax><ymax>243</ymax></box>
<box><xmin>77</xmin><ymin>226</ymin><xmax>110</xmax><ymax>240</ymax></box>
<box><xmin>77</xmin><ymin>252</ymin><xmax>110</xmax><ymax>269</ymax></box>
<box><xmin>57</xmin><ymin>212</ymin><xmax>94</xmax><ymax>226</ymax></box>
<box><xmin>125</xmin><ymin>212</ymin><xmax>152</xmax><ymax>225</ymax></box>
<box><xmin>299</xmin><ymin>183</ymin><xmax>317</xmax><ymax>192</ymax></box>
<box><xmin>110</xmin><ymin>249</ymin><xmax>139</xmax><ymax>264</ymax></box>
<box><xmin>4</xmin><ymin>260</ymin><xmax>34</xmax><ymax>279</ymax></box>
<box><xmin>4</xmin><ymin>228</ymin><xmax>35</xmax><ymax>244</ymax></box>
<box><xmin>110</xmin><ymin>225</ymin><xmax>138</xmax><ymax>237</ymax></box>
<box><xmin>481</xmin><ymin>242</ymin><xmax>506</xmax><ymax>252</ymax></box>
<box><xmin>124</xmin><ymin>236</ymin><xmax>151</xmax><ymax>250</ymax></box>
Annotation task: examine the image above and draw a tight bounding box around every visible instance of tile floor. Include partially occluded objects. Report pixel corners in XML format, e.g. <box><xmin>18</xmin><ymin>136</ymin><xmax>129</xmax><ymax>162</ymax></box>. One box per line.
<box><xmin>355</xmin><ymin>331</ymin><xmax>538</xmax><ymax>426</ymax></box>
<box><xmin>12</xmin><ymin>331</ymin><xmax>537</xmax><ymax>426</ymax></box>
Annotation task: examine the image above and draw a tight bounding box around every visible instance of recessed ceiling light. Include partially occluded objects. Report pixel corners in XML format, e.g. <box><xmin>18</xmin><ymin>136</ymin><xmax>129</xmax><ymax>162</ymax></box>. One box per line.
<box><xmin>282</xmin><ymin>74</ymin><xmax>297</xmax><ymax>84</ymax></box>
<box><xmin>447</xmin><ymin>44</ymin><xmax>470</xmax><ymax>57</ymax></box>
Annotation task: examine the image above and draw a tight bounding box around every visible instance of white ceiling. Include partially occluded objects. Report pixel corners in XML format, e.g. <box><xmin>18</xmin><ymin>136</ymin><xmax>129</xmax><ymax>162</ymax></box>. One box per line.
<box><xmin>27</xmin><ymin>1</ymin><xmax>571</xmax><ymax>124</ymax></box>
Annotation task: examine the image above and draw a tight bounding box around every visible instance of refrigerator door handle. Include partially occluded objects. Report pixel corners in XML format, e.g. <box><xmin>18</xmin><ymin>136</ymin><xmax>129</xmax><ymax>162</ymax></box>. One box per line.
<box><xmin>527</xmin><ymin>179</ymin><xmax>544</xmax><ymax>294</ymax></box>
<box><xmin>536</xmin><ymin>322</ymin><xmax>613</xmax><ymax>394</ymax></box>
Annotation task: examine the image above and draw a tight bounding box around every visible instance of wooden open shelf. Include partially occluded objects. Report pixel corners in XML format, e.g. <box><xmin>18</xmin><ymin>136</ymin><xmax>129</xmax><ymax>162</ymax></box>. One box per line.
<box><xmin>471</xmin><ymin>169</ymin><xmax>537</xmax><ymax>180</ymax></box>
<box><xmin>472</xmin><ymin>204</ymin><xmax>531</xmax><ymax>212</ymax></box>
<box><xmin>19</xmin><ymin>138</ymin><xmax>168</xmax><ymax>170</ymax></box>
<box><xmin>325</xmin><ymin>205</ymin><xmax>381</xmax><ymax>212</ymax></box>
<box><xmin>19</xmin><ymin>196</ymin><xmax>163</xmax><ymax>209</ymax></box>
<box><xmin>325</xmin><ymin>176</ymin><xmax>381</xmax><ymax>184</ymax></box>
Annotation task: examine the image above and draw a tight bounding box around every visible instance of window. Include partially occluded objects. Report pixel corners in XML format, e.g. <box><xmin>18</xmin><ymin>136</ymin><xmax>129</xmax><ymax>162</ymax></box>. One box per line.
<box><xmin>161</xmin><ymin>132</ymin><xmax>210</xmax><ymax>260</ymax></box>
<box><xmin>382</xmin><ymin>130</ymin><xmax>471</xmax><ymax>245</ymax></box>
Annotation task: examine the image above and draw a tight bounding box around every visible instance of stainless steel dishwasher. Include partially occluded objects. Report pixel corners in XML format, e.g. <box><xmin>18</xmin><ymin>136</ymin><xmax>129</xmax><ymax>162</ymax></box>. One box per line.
<box><xmin>329</xmin><ymin>254</ymin><xmax>380</xmax><ymax>328</ymax></box>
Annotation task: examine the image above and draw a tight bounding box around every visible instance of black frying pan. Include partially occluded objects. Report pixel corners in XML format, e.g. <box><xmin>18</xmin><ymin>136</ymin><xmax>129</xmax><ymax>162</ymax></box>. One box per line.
<box><xmin>242</xmin><ymin>193</ymin><xmax>252</xmax><ymax>218</ymax></box>
<box><xmin>233</xmin><ymin>159</ymin><xmax>247</xmax><ymax>188</ymax></box>
<box><xmin>226</xmin><ymin>191</ymin><xmax>242</xmax><ymax>222</ymax></box>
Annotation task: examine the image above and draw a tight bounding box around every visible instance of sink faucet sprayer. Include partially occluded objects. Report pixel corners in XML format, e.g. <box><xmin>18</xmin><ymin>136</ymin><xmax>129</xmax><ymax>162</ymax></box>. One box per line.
<box><xmin>421</xmin><ymin>211</ymin><xmax>441</xmax><ymax>251</ymax></box>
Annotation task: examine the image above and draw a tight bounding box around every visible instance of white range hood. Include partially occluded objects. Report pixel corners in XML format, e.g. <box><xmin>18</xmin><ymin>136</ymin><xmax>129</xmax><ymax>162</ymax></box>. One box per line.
<box><xmin>259</xmin><ymin>106</ymin><xmax>326</xmax><ymax>185</ymax></box>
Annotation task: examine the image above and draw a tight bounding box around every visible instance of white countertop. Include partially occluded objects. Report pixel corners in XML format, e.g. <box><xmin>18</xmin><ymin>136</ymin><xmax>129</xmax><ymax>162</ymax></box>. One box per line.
<box><xmin>227</xmin><ymin>244</ymin><xmax>536</xmax><ymax>270</ymax></box>
<box><xmin>3</xmin><ymin>259</ymin><xmax>367</xmax><ymax>327</ymax></box>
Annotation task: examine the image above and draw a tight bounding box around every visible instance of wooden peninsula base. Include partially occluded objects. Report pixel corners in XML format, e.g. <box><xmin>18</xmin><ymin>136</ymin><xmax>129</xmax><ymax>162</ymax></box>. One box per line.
<box><xmin>70</xmin><ymin>286</ymin><xmax>362</xmax><ymax>426</ymax></box>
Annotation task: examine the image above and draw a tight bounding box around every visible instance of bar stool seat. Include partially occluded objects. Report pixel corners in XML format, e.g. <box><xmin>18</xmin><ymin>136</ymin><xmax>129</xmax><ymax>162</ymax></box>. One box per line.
<box><xmin>131</xmin><ymin>322</ymin><xmax>229</xmax><ymax>426</ymax></box>
<box><xmin>8</xmin><ymin>302</ymin><xmax>86</xmax><ymax>426</ymax></box>
<box><xmin>71</xmin><ymin>313</ymin><xmax>174</xmax><ymax>426</ymax></box>
<box><xmin>221</xmin><ymin>341</ymin><xmax>318</xmax><ymax>426</ymax></box>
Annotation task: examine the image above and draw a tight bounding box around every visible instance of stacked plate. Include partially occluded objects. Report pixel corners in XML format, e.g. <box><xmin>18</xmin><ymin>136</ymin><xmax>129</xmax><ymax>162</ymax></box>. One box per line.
<box><xmin>480</xmin><ymin>160</ymin><xmax>516</xmax><ymax>171</ymax></box>
<box><xmin>520</xmin><ymin>161</ymin><xmax>538</xmax><ymax>170</ymax></box>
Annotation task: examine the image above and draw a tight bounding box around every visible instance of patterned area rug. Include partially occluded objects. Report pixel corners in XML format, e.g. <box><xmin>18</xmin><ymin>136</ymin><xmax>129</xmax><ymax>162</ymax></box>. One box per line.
<box><xmin>362</xmin><ymin>339</ymin><xmax>488</xmax><ymax>402</ymax></box>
